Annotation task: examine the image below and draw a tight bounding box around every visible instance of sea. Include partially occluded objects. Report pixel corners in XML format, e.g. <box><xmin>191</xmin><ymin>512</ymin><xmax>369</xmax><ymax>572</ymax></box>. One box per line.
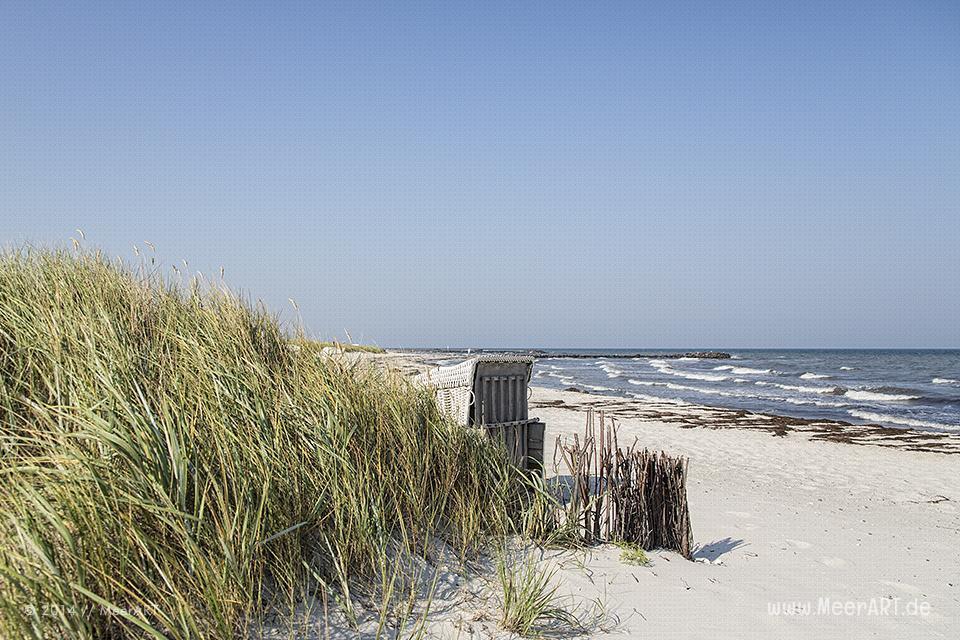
<box><xmin>528</xmin><ymin>349</ymin><xmax>960</xmax><ymax>434</ymax></box>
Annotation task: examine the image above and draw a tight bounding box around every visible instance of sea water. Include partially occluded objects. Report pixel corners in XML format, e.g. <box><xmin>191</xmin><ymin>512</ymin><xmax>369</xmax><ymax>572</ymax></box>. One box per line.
<box><xmin>530</xmin><ymin>349</ymin><xmax>960</xmax><ymax>433</ymax></box>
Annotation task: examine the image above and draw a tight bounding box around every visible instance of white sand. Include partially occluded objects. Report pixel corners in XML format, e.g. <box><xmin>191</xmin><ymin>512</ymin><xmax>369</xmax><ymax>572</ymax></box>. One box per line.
<box><xmin>522</xmin><ymin>386</ymin><xmax>959</xmax><ymax>639</ymax></box>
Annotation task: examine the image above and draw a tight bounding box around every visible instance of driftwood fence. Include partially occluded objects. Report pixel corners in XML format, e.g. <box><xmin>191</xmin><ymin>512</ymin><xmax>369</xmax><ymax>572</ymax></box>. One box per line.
<box><xmin>553</xmin><ymin>410</ymin><xmax>692</xmax><ymax>558</ymax></box>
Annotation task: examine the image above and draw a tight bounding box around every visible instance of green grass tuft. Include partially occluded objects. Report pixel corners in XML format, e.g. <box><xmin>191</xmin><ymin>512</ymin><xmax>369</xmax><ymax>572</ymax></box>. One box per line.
<box><xmin>615</xmin><ymin>542</ymin><xmax>651</xmax><ymax>566</ymax></box>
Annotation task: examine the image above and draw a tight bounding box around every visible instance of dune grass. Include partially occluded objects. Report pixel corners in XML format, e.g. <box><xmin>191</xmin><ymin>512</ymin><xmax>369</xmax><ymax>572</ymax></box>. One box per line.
<box><xmin>495</xmin><ymin>551</ymin><xmax>586</xmax><ymax>638</ymax></box>
<box><xmin>0</xmin><ymin>248</ymin><xmax>522</xmax><ymax>639</ymax></box>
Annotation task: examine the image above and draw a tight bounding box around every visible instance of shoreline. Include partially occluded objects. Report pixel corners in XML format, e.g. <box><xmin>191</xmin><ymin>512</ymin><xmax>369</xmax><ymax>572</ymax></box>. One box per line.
<box><xmin>379</xmin><ymin>350</ymin><xmax>960</xmax><ymax>455</ymax></box>
<box><xmin>531</xmin><ymin>384</ymin><xmax>960</xmax><ymax>455</ymax></box>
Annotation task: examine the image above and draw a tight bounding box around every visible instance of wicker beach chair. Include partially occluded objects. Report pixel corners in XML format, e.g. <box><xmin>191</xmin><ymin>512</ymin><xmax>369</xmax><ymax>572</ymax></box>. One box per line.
<box><xmin>417</xmin><ymin>355</ymin><xmax>545</xmax><ymax>474</ymax></box>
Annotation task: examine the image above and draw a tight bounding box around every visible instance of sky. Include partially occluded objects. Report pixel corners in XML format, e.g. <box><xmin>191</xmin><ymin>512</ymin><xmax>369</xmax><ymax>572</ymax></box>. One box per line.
<box><xmin>2</xmin><ymin>1</ymin><xmax>958</xmax><ymax>348</ymax></box>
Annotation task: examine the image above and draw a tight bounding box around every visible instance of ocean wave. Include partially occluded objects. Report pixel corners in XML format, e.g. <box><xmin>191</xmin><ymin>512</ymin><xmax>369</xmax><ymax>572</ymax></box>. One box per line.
<box><xmin>631</xmin><ymin>378</ymin><xmax>740</xmax><ymax>398</ymax></box>
<box><xmin>783</xmin><ymin>397</ymin><xmax>847</xmax><ymax>408</ymax></box>
<box><xmin>629</xmin><ymin>392</ymin><xmax>691</xmax><ymax>406</ymax></box>
<box><xmin>545</xmin><ymin>371</ymin><xmax>577</xmax><ymax>386</ymax></box>
<box><xmin>664</xmin><ymin>382</ymin><xmax>729</xmax><ymax>395</ymax></box>
<box><xmin>583</xmin><ymin>384</ymin><xmax>615</xmax><ymax>392</ymax></box>
<box><xmin>756</xmin><ymin>381</ymin><xmax>844</xmax><ymax>395</ymax></box>
<box><xmin>848</xmin><ymin>410</ymin><xmax>957</xmax><ymax>432</ymax></box>
<box><xmin>933</xmin><ymin>378</ymin><xmax>959</xmax><ymax>385</ymax></box>
<box><xmin>650</xmin><ymin>360</ymin><xmax>729</xmax><ymax>382</ymax></box>
<box><xmin>632</xmin><ymin>377</ymin><xmax>848</xmax><ymax>407</ymax></box>
<box><xmin>733</xmin><ymin>366</ymin><xmax>773</xmax><ymax>375</ymax></box>
<box><xmin>845</xmin><ymin>389</ymin><xmax>920</xmax><ymax>402</ymax></box>
<box><xmin>714</xmin><ymin>365</ymin><xmax>773</xmax><ymax>375</ymax></box>
<box><xmin>800</xmin><ymin>372</ymin><xmax>832</xmax><ymax>380</ymax></box>
<box><xmin>598</xmin><ymin>363</ymin><xmax>623</xmax><ymax>377</ymax></box>
<box><xmin>839</xmin><ymin>366</ymin><xmax>854</xmax><ymax>371</ymax></box>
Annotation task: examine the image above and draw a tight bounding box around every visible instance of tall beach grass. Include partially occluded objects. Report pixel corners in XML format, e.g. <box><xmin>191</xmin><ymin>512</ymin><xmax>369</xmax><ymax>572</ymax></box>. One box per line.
<box><xmin>0</xmin><ymin>247</ymin><xmax>521</xmax><ymax>638</ymax></box>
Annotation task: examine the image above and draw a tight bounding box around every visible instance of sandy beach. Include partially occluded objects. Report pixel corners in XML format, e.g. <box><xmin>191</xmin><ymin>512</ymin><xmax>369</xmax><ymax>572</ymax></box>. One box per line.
<box><xmin>530</xmin><ymin>386</ymin><xmax>958</xmax><ymax>638</ymax></box>
<box><xmin>381</xmin><ymin>352</ymin><xmax>960</xmax><ymax>638</ymax></box>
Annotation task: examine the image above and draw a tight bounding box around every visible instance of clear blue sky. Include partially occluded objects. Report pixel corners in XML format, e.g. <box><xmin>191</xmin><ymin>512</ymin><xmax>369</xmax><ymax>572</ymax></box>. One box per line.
<box><xmin>3</xmin><ymin>1</ymin><xmax>958</xmax><ymax>348</ymax></box>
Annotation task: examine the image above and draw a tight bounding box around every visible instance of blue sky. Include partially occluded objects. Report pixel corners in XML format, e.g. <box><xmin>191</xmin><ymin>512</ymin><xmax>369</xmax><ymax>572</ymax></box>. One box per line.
<box><xmin>3</xmin><ymin>1</ymin><xmax>958</xmax><ymax>348</ymax></box>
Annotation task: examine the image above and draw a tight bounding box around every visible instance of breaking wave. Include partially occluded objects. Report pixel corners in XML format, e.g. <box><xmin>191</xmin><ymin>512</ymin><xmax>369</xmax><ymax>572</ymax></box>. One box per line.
<box><xmin>650</xmin><ymin>360</ymin><xmax>729</xmax><ymax>382</ymax></box>
<box><xmin>714</xmin><ymin>365</ymin><xmax>773</xmax><ymax>375</ymax></box>
<box><xmin>844</xmin><ymin>389</ymin><xmax>920</xmax><ymax>402</ymax></box>
<box><xmin>848</xmin><ymin>410</ymin><xmax>956</xmax><ymax>432</ymax></box>
<box><xmin>756</xmin><ymin>381</ymin><xmax>843</xmax><ymax>395</ymax></box>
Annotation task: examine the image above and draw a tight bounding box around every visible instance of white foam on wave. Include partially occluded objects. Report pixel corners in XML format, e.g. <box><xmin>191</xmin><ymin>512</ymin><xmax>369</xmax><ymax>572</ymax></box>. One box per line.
<box><xmin>545</xmin><ymin>371</ymin><xmax>577</xmax><ymax>386</ymax></box>
<box><xmin>635</xmin><ymin>377</ymin><xmax>846</xmax><ymax>407</ymax></box>
<box><xmin>848</xmin><ymin>410</ymin><xmax>956</xmax><ymax>432</ymax></box>
<box><xmin>734</xmin><ymin>366</ymin><xmax>772</xmax><ymax>375</ymax></box>
<box><xmin>933</xmin><ymin>378</ymin><xmax>959</xmax><ymax>385</ymax></box>
<box><xmin>845</xmin><ymin>390</ymin><xmax>919</xmax><ymax>402</ymax></box>
<box><xmin>629</xmin><ymin>392</ymin><xmax>691</xmax><ymax>406</ymax></box>
<box><xmin>756</xmin><ymin>381</ymin><xmax>842</xmax><ymax>395</ymax></box>
<box><xmin>714</xmin><ymin>365</ymin><xmax>773</xmax><ymax>375</ymax></box>
<box><xmin>840</xmin><ymin>366</ymin><xmax>854</xmax><ymax>371</ymax></box>
<box><xmin>783</xmin><ymin>397</ymin><xmax>847</xmax><ymax>408</ymax></box>
<box><xmin>631</xmin><ymin>378</ymin><xmax>747</xmax><ymax>399</ymax></box>
<box><xmin>583</xmin><ymin>384</ymin><xmax>615</xmax><ymax>392</ymax></box>
<box><xmin>598</xmin><ymin>363</ymin><xmax>623</xmax><ymax>377</ymax></box>
<box><xmin>649</xmin><ymin>360</ymin><xmax>729</xmax><ymax>382</ymax></box>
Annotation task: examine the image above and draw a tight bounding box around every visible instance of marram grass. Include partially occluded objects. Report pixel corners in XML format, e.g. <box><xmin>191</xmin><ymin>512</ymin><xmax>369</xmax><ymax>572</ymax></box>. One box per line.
<box><xmin>0</xmin><ymin>248</ymin><xmax>521</xmax><ymax>639</ymax></box>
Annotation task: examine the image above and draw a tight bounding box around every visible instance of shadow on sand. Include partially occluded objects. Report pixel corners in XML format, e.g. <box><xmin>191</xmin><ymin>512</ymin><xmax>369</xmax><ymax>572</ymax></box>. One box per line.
<box><xmin>692</xmin><ymin>537</ymin><xmax>747</xmax><ymax>561</ymax></box>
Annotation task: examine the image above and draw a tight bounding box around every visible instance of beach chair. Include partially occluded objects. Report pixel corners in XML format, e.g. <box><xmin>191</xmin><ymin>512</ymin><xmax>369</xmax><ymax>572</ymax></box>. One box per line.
<box><xmin>417</xmin><ymin>355</ymin><xmax>545</xmax><ymax>474</ymax></box>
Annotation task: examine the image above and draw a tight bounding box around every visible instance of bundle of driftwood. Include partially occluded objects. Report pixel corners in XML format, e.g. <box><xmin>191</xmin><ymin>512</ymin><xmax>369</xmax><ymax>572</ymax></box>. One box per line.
<box><xmin>554</xmin><ymin>410</ymin><xmax>692</xmax><ymax>558</ymax></box>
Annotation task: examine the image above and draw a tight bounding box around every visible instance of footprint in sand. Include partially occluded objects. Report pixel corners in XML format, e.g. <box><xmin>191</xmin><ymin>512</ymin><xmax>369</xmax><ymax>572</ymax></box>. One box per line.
<box><xmin>724</xmin><ymin>511</ymin><xmax>758</xmax><ymax>530</ymax></box>
<box><xmin>785</xmin><ymin>538</ymin><xmax>812</xmax><ymax>549</ymax></box>
<box><xmin>879</xmin><ymin>580</ymin><xmax>922</xmax><ymax>595</ymax></box>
